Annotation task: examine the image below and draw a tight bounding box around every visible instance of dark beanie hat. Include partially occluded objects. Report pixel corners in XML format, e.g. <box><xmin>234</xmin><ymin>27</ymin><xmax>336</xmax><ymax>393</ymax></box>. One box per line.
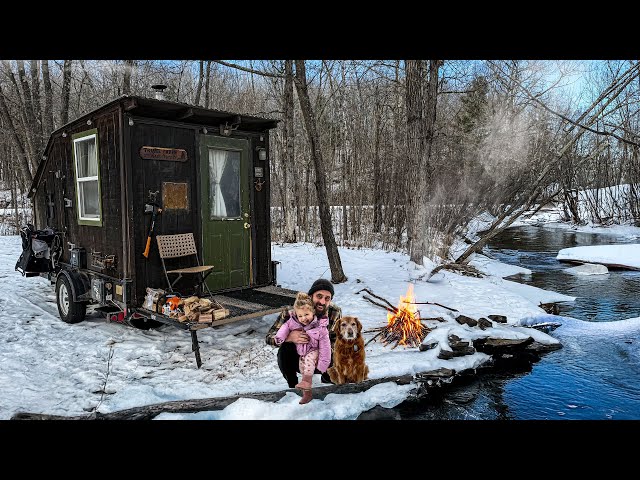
<box><xmin>308</xmin><ymin>278</ymin><xmax>334</xmax><ymax>297</ymax></box>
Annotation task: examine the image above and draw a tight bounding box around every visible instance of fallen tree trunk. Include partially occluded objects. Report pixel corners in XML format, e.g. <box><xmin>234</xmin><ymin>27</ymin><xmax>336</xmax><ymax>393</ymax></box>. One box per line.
<box><xmin>12</xmin><ymin>373</ymin><xmax>418</xmax><ymax>420</ymax></box>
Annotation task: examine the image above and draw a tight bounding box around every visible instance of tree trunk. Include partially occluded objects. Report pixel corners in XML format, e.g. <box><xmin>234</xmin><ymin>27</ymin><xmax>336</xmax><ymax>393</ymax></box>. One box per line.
<box><xmin>282</xmin><ymin>60</ymin><xmax>297</xmax><ymax>242</ymax></box>
<box><xmin>204</xmin><ymin>60</ymin><xmax>211</xmax><ymax>109</ymax></box>
<box><xmin>122</xmin><ymin>59</ymin><xmax>134</xmax><ymax>94</ymax></box>
<box><xmin>0</xmin><ymin>83</ymin><xmax>33</xmax><ymax>186</ymax></box>
<box><xmin>41</xmin><ymin>60</ymin><xmax>55</xmax><ymax>133</ymax></box>
<box><xmin>194</xmin><ymin>60</ymin><xmax>204</xmax><ymax>105</ymax></box>
<box><xmin>29</xmin><ymin>60</ymin><xmax>43</xmax><ymax>143</ymax></box>
<box><xmin>293</xmin><ymin>60</ymin><xmax>347</xmax><ymax>283</ymax></box>
<box><xmin>373</xmin><ymin>84</ymin><xmax>382</xmax><ymax>233</ymax></box>
<box><xmin>11</xmin><ymin>170</ymin><xmax>20</xmax><ymax>234</ymax></box>
<box><xmin>60</xmin><ymin>60</ymin><xmax>72</xmax><ymax>125</ymax></box>
<box><xmin>404</xmin><ymin>60</ymin><xmax>426</xmax><ymax>263</ymax></box>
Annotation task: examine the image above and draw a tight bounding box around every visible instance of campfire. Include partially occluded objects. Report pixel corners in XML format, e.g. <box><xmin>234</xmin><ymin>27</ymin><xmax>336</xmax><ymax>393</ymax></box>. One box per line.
<box><xmin>365</xmin><ymin>284</ymin><xmax>430</xmax><ymax>349</ymax></box>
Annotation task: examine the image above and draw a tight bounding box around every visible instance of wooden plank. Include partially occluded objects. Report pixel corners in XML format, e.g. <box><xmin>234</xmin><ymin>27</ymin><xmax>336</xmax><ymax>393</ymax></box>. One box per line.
<box><xmin>210</xmin><ymin>307</ymin><xmax>284</xmax><ymax>327</ymax></box>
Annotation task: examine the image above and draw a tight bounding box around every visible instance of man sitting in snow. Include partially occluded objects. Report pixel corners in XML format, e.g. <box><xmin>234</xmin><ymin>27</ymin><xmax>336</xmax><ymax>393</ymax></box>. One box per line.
<box><xmin>265</xmin><ymin>278</ymin><xmax>342</xmax><ymax>388</ymax></box>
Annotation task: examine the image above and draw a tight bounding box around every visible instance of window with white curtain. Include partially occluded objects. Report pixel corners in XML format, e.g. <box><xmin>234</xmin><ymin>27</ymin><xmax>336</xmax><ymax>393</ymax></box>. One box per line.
<box><xmin>73</xmin><ymin>133</ymin><xmax>101</xmax><ymax>223</ymax></box>
<box><xmin>209</xmin><ymin>148</ymin><xmax>240</xmax><ymax>219</ymax></box>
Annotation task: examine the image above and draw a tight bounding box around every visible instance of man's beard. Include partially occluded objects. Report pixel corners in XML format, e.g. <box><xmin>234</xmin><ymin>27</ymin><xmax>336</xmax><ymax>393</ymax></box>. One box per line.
<box><xmin>314</xmin><ymin>304</ymin><xmax>326</xmax><ymax>314</ymax></box>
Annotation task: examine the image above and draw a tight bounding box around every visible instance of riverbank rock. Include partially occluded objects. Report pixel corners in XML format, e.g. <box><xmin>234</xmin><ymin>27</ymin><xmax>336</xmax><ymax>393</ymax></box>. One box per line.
<box><xmin>488</xmin><ymin>314</ymin><xmax>507</xmax><ymax>323</ymax></box>
<box><xmin>356</xmin><ymin>405</ymin><xmax>401</xmax><ymax>420</ymax></box>
<box><xmin>438</xmin><ymin>334</ymin><xmax>477</xmax><ymax>359</ymax></box>
<box><xmin>473</xmin><ymin>336</ymin><xmax>534</xmax><ymax>355</ymax></box>
<box><xmin>478</xmin><ymin>317</ymin><xmax>493</xmax><ymax>330</ymax></box>
<box><xmin>539</xmin><ymin>303</ymin><xmax>560</xmax><ymax>315</ymax></box>
<box><xmin>456</xmin><ymin>315</ymin><xmax>478</xmax><ymax>327</ymax></box>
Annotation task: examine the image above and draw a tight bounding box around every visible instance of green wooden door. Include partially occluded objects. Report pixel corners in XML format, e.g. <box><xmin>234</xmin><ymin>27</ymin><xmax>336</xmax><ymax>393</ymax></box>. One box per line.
<box><xmin>200</xmin><ymin>135</ymin><xmax>251</xmax><ymax>291</ymax></box>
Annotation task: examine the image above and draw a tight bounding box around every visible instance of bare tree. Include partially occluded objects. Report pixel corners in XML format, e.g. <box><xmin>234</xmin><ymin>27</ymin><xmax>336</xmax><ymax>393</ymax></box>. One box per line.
<box><xmin>60</xmin><ymin>59</ymin><xmax>72</xmax><ymax>125</ymax></box>
<box><xmin>122</xmin><ymin>60</ymin><xmax>134</xmax><ymax>94</ymax></box>
<box><xmin>282</xmin><ymin>60</ymin><xmax>297</xmax><ymax>242</ymax></box>
<box><xmin>41</xmin><ymin>60</ymin><xmax>54</xmax><ymax>133</ymax></box>
<box><xmin>293</xmin><ymin>60</ymin><xmax>346</xmax><ymax>283</ymax></box>
<box><xmin>194</xmin><ymin>60</ymin><xmax>204</xmax><ymax>106</ymax></box>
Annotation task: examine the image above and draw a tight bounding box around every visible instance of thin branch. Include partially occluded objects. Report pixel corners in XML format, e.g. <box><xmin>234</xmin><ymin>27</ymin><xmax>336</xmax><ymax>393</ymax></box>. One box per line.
<box><xmin>211</xmin><ymin>60</ymin><xmax>284</xmax><ymax>79</ymax></box>
<box><xmin>488</xmin><ymin>60</ymin><xmax>640</xmax><ymax>147</ymax></box>
<box><xmin>356</xmin><ymin>288</ymin><xmax>397</xmax><ymax>310</ymax></box>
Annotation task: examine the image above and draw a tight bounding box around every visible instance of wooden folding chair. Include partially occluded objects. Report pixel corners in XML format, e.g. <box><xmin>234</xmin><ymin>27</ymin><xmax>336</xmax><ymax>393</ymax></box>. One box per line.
<box><xmin>156</xmin><ymin>233</ymin><xmax>214</xmax><ymax>297</ymax></box>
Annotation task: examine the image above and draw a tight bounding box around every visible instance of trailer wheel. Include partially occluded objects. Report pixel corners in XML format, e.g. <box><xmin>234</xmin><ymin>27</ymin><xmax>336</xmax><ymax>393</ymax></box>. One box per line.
<box><xmin>56</xmin><ymin>275</ymin><xmax>86</xmax><ymax>324</ymax></box>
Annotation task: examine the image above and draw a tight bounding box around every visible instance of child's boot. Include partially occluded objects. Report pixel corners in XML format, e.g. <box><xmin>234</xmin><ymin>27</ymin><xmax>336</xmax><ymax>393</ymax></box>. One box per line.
<box><xmin>295</xmin><ymin>374</ymin><xmax>313</xmax><ymax>390</ymax></box>
<box><xmin>296</xmin><ymin>374</ymin><xmax>313</xmax><ymax>404</ymax></box>
<box><xmin>299</xmin><ymin>387</ymin><xmax>313</xmax><ymax>405</ymax></box>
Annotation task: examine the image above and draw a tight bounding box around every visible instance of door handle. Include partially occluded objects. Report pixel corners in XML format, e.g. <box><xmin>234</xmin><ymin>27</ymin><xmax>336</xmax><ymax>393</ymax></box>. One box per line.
<box><xmin>244</xmin><ymin>222</ymin><xmax>251</xmax><ymax>229</ymax></box>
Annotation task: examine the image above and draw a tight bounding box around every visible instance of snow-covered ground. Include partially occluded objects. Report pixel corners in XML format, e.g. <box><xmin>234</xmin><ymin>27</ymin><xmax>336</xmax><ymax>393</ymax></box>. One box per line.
<box><xmin>2</xmin><ymin>199</ymin><xmax>640</xmax><ymax>420</ymax></box>
<box><xmin>1</xmin><ymin>233</ymin><xmax>571</xmax><ymax>420</ymax></box>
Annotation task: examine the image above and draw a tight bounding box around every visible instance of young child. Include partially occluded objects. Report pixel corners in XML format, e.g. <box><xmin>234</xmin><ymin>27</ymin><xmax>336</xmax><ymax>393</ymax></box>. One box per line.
<box><xmin>274</xmin><ymin>292</ymin><xmax>331</xmax><ymax>404</ymax></box>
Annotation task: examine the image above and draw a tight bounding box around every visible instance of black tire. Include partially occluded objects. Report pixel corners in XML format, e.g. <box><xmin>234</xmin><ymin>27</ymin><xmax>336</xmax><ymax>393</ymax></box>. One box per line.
<box><xmin>56</xmin><ymin>274</ymin><xmax>86</xmax><ymax>324</ymax></box>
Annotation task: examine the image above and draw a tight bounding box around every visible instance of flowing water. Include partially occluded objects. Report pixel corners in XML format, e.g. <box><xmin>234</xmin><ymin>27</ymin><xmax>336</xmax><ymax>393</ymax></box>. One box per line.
<box><xmin>397</xmin><ymin>225</ymin><xmax>640</xmax><ymax>420</ymax></box>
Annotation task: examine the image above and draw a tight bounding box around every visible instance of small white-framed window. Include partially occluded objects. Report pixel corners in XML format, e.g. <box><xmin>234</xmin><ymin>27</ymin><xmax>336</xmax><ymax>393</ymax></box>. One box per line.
<box><xmin>72</xmin><ymin>131</ymin><xmax>102</xmax><ymax>225</ymax></box>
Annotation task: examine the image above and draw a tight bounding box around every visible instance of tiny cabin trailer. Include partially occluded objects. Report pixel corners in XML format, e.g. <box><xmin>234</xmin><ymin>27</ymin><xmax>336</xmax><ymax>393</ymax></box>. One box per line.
<box><xmin>17</xmin><ymin>92</ymin><xmax>296</xmax><ymax>367</ymax></box>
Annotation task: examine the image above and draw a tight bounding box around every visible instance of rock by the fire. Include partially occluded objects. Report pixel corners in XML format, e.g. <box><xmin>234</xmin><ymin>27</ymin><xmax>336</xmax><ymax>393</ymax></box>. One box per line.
<box><xmin>438</xmin><ymin>346</ymin><xmax>477</xmax><ymax>359</ymax></box>
<box><xmin>419</xmin><ymin>340</ymin><xmax>438</xmax><ymax>351</ymax></box>
<box><xmin>448</xmin><ymin>334</ymin><xmax>471</xmax><ymax>350</ymax></box>
<box><xmin>488</xmin><ymin>314</ymin><xmax>507</xmax><ymax>323</ymax></box>
<box><xmin>478</xmin><ymin>318</ymin><xmax>493</xmax><ymax>330</ymax></box>
<box><xmin>455</xmin><ymin>315</ymin><xmax>478</xmax><ymax>327</ymax></box>
<box><xmin>416</xmin><ymin>367</ymin><xmax>456</xmax><ymax>379</ymax></box>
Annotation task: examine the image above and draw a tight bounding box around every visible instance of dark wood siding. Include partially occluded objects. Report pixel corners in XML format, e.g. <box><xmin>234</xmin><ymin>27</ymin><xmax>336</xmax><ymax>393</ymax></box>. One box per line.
<box><xmin>129</xmin><ymin>119</ymin><xmax>199</xmax><ymax>303</ymax></box>
<box><xmin>34</xmin><ymin>106</ymin><xmax>123</xmax><ymax>278</ymax></box>
<box><xmin>252</xmin><ymin>131</ymin><xmax>272</xmax><ymax>285</ymax></box>
<box><xmin>32</xmin><ymin>97</ymin><xmax>276</xmax><ymax>307</ymax></box>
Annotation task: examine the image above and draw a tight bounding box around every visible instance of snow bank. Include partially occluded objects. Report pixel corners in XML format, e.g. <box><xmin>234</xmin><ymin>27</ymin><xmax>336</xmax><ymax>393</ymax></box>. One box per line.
<box><xmin>557</xmin><ymin>244</ymin><xmax>640</xmax><ymax>270</ymax></box>
<box><xmin>564</xmin><ymin>263</ymin><xmax>609</xmax><ymax>276</ymax></box>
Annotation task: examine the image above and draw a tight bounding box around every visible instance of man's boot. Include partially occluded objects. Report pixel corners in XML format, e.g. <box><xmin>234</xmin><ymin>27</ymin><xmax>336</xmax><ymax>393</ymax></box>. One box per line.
<box><xmin>286</xmin><ymin>373</ymin><xmax>298</xmax><ymax>389</ymax></box>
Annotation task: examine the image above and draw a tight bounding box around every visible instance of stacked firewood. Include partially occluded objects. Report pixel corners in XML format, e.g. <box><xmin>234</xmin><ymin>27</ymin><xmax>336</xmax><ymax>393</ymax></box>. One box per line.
<box><xmin>177</xmin><ymin>296</ymin><xmax>228</xmax><ymax>322</ymax></box>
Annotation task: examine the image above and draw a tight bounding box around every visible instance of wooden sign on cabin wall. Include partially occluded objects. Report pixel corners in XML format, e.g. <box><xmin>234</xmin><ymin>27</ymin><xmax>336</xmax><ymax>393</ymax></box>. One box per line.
<box><xmin>140</xmin><ymin>146</ymin><xmax>188</xmax><ymax>162</ymax></box>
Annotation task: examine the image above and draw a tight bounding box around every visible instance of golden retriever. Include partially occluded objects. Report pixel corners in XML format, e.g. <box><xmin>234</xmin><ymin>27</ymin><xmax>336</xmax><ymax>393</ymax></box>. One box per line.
<box><xmin>327</xmin><ymin>316</ymin><xmax>369</xmax><ymax>384</ymax></box>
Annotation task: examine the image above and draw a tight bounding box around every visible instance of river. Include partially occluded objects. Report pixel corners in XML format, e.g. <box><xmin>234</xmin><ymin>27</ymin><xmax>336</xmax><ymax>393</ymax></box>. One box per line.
<box><xmin>397</xmin><ymin>225</ymin><xmax>640</xmax><ymax>420</ymax></box>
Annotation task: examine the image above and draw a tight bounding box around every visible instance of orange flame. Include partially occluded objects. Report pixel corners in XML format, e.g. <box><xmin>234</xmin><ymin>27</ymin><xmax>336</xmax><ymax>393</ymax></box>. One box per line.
<box><xmin>386</xmin><ymin>284</ymin><xmax>424</xmax><ymax>346</ymax></box>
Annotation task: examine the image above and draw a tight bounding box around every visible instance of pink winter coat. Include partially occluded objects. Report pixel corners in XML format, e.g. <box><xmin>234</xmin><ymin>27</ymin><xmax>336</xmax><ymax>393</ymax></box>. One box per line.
<box><xmin>274</xmin><ymin>311</ymin><xmax>331</xmax><ymax>373</ymax></box>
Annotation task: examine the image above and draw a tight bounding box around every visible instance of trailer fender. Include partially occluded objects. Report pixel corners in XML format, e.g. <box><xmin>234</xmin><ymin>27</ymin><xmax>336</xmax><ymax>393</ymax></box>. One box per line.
<box><xmin>59</xmin><ymin>270</ymin><xmax>90</xmax><ymax>302</ymax></box>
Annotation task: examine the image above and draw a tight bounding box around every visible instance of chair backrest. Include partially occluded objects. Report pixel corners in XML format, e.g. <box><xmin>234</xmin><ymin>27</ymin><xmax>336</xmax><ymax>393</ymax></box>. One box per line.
<box><xmin>156</xmin><ymin>233</ymin><xmax>198</xmax><ymax>259</ymax></box>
